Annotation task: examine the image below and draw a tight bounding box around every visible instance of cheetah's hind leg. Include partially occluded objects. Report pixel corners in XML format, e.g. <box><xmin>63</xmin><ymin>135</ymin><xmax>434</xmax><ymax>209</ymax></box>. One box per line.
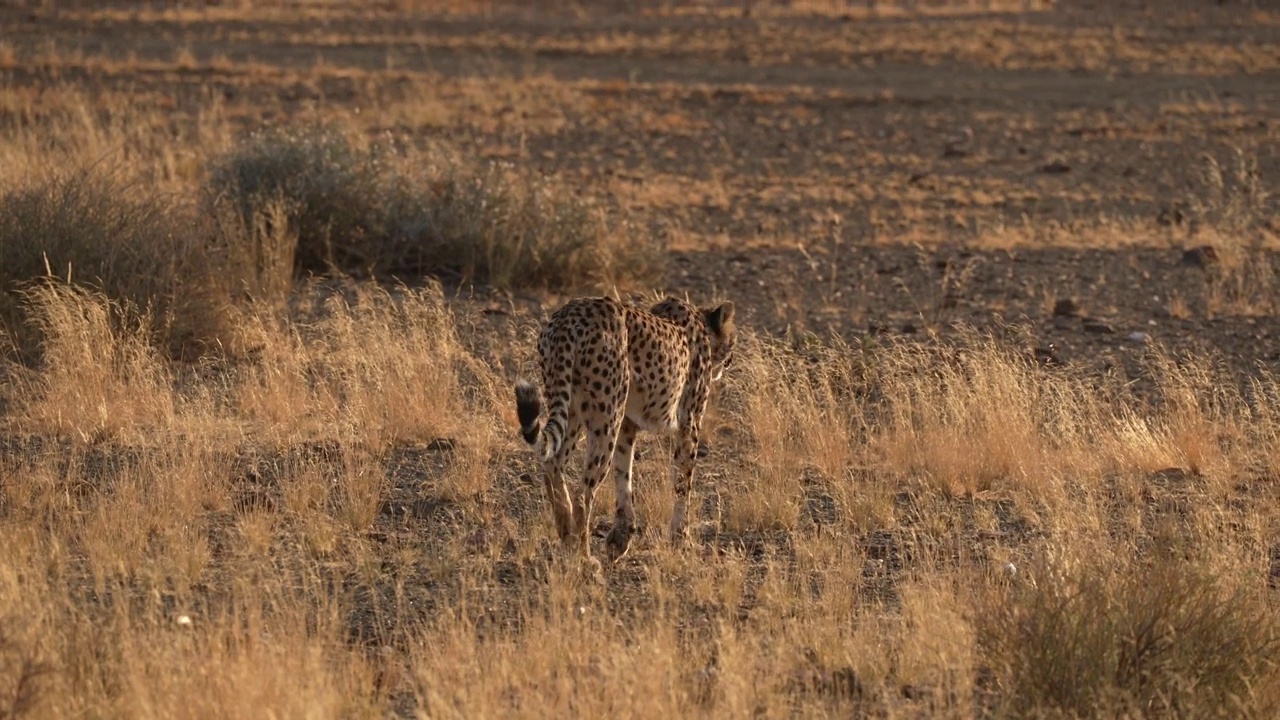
<box><xmin>605</xmin><ymin>419</ymin><xmax>639</xmax><ymax>563</ymax></box>
<box><xmin>543</xmin><ymin>426</ymin><xmax>578</xmax><ymax>543</ymax></box>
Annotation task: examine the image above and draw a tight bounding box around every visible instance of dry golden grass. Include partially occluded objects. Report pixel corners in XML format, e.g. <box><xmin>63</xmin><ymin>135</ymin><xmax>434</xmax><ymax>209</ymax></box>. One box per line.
<box><xmin>3</xmin><ymin>8</ymin><xmax>1279</xmax><ymax>718</ymax></box>
<box><xmin>7</xmin><ymin>286</ymin><xmax>1280</xmax><ymax>717</ymax></box>
<box><xmin>207</xmin><ymin>122</ymin><xmax>655</xmax><ymax>288</ymax></box>
<box><xmin>0</xmin><ymin>86</ymin><xmax>656</xmax><ymax>364</ymax></box>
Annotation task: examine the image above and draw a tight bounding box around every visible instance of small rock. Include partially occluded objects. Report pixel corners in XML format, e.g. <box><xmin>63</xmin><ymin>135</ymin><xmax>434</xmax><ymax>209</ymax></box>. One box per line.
<box><xmin>1151</xmin><ymin>467</ymin><xmax>1193</xmax><ymax>482</ymax></box>
<box><xmin>1181</xmin><ymin>245</ymin><xmax>1219</xmax><ymax>268</ymax></box>
<box><xmin>1041</xmin><ymin>159</ymin><xmax>1071</xmax><ymax>174</ymax></box>
<box><xmin>1082</xmin><ymin>319</ymin><xmax>1114</xmax><ymax>334</ymax></box>
<box><xmin>901</xmin><ymin>683</ymin><xmax>934</xmax><ymax>700</ymax></box>
<box><xmin>1051</xmin><ymin>298</ymin><xmax>1079</xmax><ymax>317</ymax></box>
<box><xmin>1033</xmin><ymin>346</ymin><xmax>1060</xmax><ymax>366</ymax></box>
<box><xmin>815</xmin><ymin>667</ymin><xmax>865</xmax><ymax>699</ymax></box>
<box><xmin>1126</xmin><ymin>331</ymin><xmax>1150</xmax><ymax>344</ymax></box>
<box><xmin>465</xmin><ymin>529</ymin><xmax>489</xmax><ymax>549</ymax></box>
<box><xmin>943</xmin><ymin>126</ymin><xmax>974</xmax><ymax>158</ymax></box>
<box><xmin>425</xmin><ymin>437</ymin><xmax>457</xmax><ymax>452</ymax></box>
<box><xmin>1157</xmin><ymin>204</ymin><xmax>1187</xmax><ymax>226</ymax></box>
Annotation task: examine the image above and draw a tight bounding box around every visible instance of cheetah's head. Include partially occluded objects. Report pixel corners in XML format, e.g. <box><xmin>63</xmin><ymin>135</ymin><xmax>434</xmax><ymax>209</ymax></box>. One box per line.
<box><xmin>703</xmin><ymin>301</ymin><xmax>736</xmax><ymax>382</ymax></box>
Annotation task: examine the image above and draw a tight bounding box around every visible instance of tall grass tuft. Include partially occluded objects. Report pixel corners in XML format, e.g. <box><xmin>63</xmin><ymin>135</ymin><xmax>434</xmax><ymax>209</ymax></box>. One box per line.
<box><xmin>0</xmin><ymin>170</ymin><xmax>236</xmax><ymax>362</ymax></box>
<box><xmin>207</xmin><ymin>125</ymin><xmax>660</xmax><ymax>290</ymax></box>
<box><xmin>207</xmin><ymin>126</ymin><xmax>382</xmax><ymax>277</ymax></box>
<box><xmin>14</xmin><ymin>283</ymin><xmax>176</xmax><ymax>443</ymax></box>
<box><xmin>982</xmin><ymin>547</ymin><xmax>1280</xmax><ymax>717</ymax></box>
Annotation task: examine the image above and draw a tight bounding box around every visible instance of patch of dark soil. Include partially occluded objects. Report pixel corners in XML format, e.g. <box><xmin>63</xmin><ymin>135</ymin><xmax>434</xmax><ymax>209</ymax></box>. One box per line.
<box><xmin>674</xmin><ymin>242</ymin><xmax>1280</xmax><ymax>385</ymax></box>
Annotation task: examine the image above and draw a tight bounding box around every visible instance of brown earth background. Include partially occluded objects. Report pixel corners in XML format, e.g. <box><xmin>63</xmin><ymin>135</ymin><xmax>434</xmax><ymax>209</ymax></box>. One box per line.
<box><xmin>0</xmin><ymin>1</ymin><xmax>1279</xmax><ymax>717</ymax></box>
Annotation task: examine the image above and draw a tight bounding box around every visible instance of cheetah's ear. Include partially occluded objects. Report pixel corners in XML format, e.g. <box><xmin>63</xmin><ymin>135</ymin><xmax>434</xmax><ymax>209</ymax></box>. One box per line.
<box><xmin>706</xmin><ymin>302</ymin><xmax>735</xmax><ymax>334</ymax></box>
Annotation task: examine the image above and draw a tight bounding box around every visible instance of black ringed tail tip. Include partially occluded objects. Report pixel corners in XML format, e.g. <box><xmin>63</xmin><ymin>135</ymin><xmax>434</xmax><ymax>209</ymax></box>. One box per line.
<box><xmin>515</xmin><ymin>381</ymin><xmax>543</xmax><ymax>445</ymax></box>
<box><xmin>521</xmin><ymin>424</ymin><xmax>541</xmax><ymax>445</ymax></box>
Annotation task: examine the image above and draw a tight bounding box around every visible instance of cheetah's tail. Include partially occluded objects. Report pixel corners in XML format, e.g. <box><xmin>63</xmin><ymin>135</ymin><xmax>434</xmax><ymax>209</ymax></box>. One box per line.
<box><xmin>515</xmin><ymin>380</ymin><xmax>543</xmax><ymax>447</ymax></box>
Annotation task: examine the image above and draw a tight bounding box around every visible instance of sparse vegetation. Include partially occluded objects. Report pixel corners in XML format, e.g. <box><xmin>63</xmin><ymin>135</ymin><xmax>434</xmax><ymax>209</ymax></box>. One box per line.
<box><xmin>1189</xmin><ymin>148</ymin><xmax>1278</xmax><ymax>317</ymax></box>
<box><xmin>1</xmin><ymin>1</ymin><xmax>1277</xmax><ymax>718</ymax></box>
<box><xmin>209</xmin><ymin>125</ymin><xmax>659</xmax><ymax>290</ymax></box>
<box><xmin>6</xmin><ymin>289</ymin><xmax>1280</xmax><ymax>717</ymax></box>
<box><xmin>1</xmin><ymin>118</ymin><xmax>658</xmax><ymax>362</ymax></box>
<box><xmin>983</xmin><ymin>549</ymin><xmax>1280</xmax><ymax>718</ymax></box>
<box><xmin>0</xmin><ymin>170</ymin><xmax>230</xmax><ymax>362</ymax></box>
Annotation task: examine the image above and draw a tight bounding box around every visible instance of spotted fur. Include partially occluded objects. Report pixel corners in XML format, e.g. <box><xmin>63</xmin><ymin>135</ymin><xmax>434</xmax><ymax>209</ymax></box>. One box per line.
<box><xmin>515</xmin><ymin>295</ymin><xmax>736</xmax><ymax>562</ymax></box>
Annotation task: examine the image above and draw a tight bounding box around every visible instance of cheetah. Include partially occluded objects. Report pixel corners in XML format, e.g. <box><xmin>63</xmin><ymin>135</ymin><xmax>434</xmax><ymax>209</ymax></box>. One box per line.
<box><xmin>515</xmin><ymin>295</ymin><xmax>736</xmax><ymax>563</ymax></box>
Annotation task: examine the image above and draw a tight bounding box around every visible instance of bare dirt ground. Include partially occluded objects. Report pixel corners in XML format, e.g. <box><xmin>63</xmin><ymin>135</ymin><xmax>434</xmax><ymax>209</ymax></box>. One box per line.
<box><xmin>5</xmin><ymin>0</ymin><xmax>1277</xmax><ymax>371</ymax></box>
<box><xmin>1</xmin><ymin>1</ymin><xmax>1279</xmax><ymax>717</ymax></box>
